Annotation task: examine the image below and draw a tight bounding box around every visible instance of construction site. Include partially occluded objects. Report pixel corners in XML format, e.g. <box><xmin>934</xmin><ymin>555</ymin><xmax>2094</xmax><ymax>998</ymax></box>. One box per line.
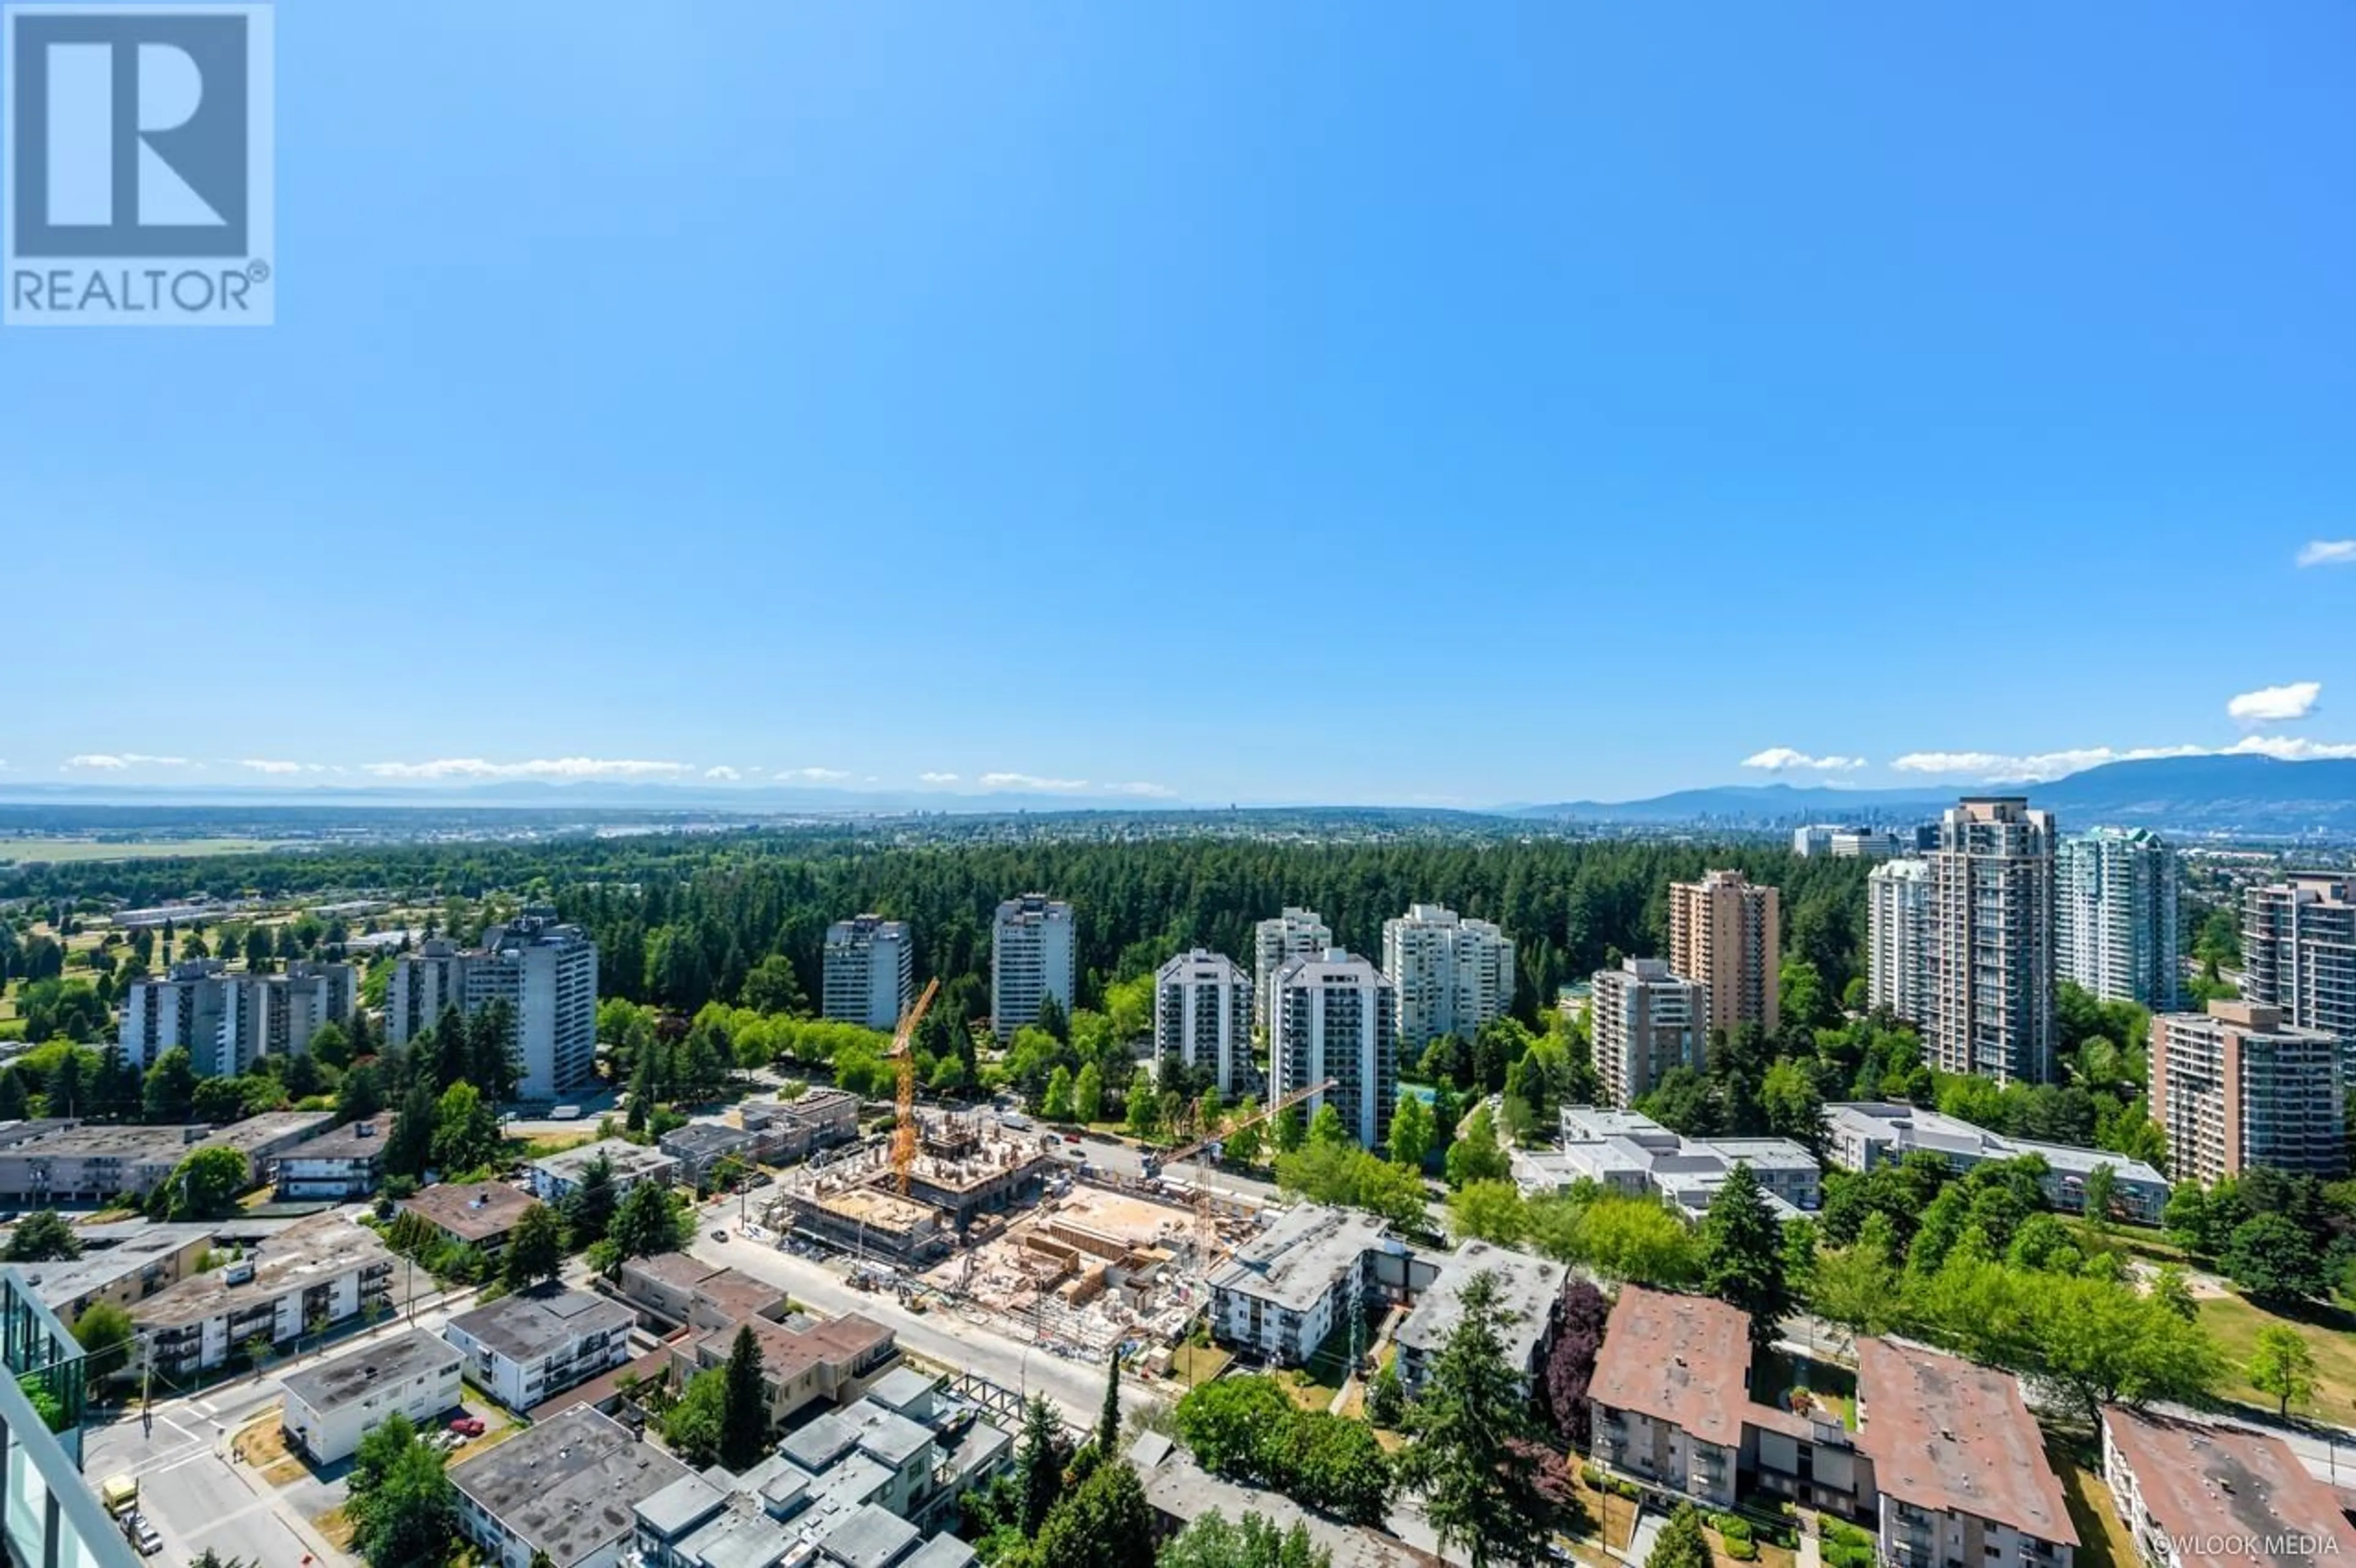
<box><xmin>765</xmin><ymin>1107</ymin><xmax>1058</xmax><ymax>1265</ymax></box>
<box><xmin>763</xmin><ymin>980</ymin><xmax>1326</xmax><ymax>1361</ymax></box>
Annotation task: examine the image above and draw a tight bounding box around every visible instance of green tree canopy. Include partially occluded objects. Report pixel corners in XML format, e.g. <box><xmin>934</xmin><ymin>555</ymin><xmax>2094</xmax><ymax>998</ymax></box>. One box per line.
<box><xmin>1400</xmin><ymin>1270</ymin><xmax>1560</xmax><ymax>1568</ymax></box>
<box><xmin>4</xmin><ymin>1210</ymin><xmax>80</xmax><ymax>1262</ymax></box>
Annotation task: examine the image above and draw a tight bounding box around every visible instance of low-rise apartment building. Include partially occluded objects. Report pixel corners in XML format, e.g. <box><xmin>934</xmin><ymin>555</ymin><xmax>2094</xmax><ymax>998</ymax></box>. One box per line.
<box><xmin>274</xmin><ymin>1119</ymin><xmax>388</xmax><ymax>1199</ymax></box>
<box><xmin>1519</xmin><ymin>1108</ymin><xmax>1820</xmax><ymax>1220</ymax></box>
<box><xmin>741</xmin><ymin>1088</ymin><xmax>863</xmax><ymax>1164</ymax></box>
<box><xmin>0</xmin><ymin>1122</ymin><xmax>209</xmax><ymax>1207</ymax></box>
<box><xmin>1587</xmin><ymin>1286</ymin><xmax>2074</xmax><ymax>1557</ymax></box>
<box><xmin>133</xmin><ymin>1212</ymin><xmax>395</xmax><ymax>1380</ymax></box>
<box><xmin>2100</xmin><ymin>1405</ymin><xmax>2356</xmax><ymax>1568</ymax></box>
<box><xmin>526</xmin><ymin>1137</ymin><xmax>679</xmax><ymax>1202</ymax></box>
<box><xmin>675</xmin><ymin>1310</ymin><xmax>898</xmax><ymax>1432</ymax></box>
<box><xmin>1854</xmin><ymin>1337</ymin><xmax>2077</xmax><ymax>1568</ymax></box>
<box><xmin>398</xmin><ymin>1182</ymin><xmax>544</xmax><ymax>1257</ymax></box>
<box><xmin>1587</xmin><ymin>1286</ymin><xmax>1752</xmax><ymax>1509</ymax></box>
<box><xmin>202</xmin><ymin>1111</ymin><xmax>337</xmax><ymax>1187</ymax></box>
<box><xmin>1825</xmin><ymin>1102</ymin><xmax>2168</xmax><ymax>1223</ymax></box>
<box><xmin>1393</xmin><ymin>1240</ymin><xmax>1564</xmax><ymax>1399</ymax></box>
<box><xmin>16</xmin><ymin>1223</ymin><xmax>215</xmax><ymax>1328</ymax></box>
<box><xmin>660</xmin><ymin>1122</ymin><xmax>765</xmax><ymax>1188</ymax></box>
<box><xmin>451</xmin><ymin>1405</ymin><xmax>697</xmax><ymax>1568</ymax></box>
<box><xmin>630</xmin><ymin>1371</ymin><xmax>1006</xmax><ymax>1568</ymax></box>
<box><xmin>442</xmin><ymin>1286</ymin><xmax>633</xmax><ymax>1411</ymax></box>
<box><xmin>279</xmin><ymin>1327</ymin><xmax>463</xmax><ymax>1466</ymax></box>
<box><xmin>618</xmin><ymin>1253</ymin><xmax>791</xmax><ymax>1332</ymax></box>
<box><xmin>1208</xmin><ymin>1205</ymin><xmax>1392</xmax><ymax>1367</ymax></box>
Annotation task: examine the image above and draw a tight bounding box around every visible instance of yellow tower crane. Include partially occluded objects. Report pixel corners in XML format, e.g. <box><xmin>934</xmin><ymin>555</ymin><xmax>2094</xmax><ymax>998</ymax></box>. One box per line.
<box><xmin>890</xmin><ymin>978</ymin><xmax>941</xmax><ymax>1196</ymax></box>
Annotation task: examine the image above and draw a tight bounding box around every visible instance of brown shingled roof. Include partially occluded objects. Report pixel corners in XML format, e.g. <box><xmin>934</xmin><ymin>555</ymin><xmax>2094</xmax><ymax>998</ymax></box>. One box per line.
<box><xmin>2104</xmin><ymin>1406</ymin><xmax>2356</xmax><ymax>1568</ymax></box>
<box><xmin>399</xmin><ymin>1183</ymin><xmax>539</xmax><ymax>1244</ymax></box>
<box><xmin>694</xmin><ymin>1311</ymin><xmax>893</xmax><ymax>1386</ymax></box>
<box><xmin>1587</xmin><ymin>1285</ymin><xmax>1752</xmax><ymax>1448</ymax></box>
<box><xmin>1854</xmin><ymin>1338</ymin><xmax>2077</xmax><ymax>1546</ymax></box>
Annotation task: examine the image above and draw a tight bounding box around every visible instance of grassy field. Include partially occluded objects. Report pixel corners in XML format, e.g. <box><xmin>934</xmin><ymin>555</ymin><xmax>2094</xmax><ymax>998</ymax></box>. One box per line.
<box><xmin>1168</xmin><ymin>1343</ymin><xmax>1233</xmax><ymax>1387</ymax></box>
<box><xmin>2046</xmin><ymin>1435</ymin><xmax>2134</xmax><ymax>1568</ymax></box>
<box><xmin>2200</xmin><ymin>1289</ymin><xmax>2356</xmax><ymax>1416</ymax></box>
<box><xmin>0</xmin><ymin>837</ymin><xmax>271</xmax><ymax>866</ymax></box>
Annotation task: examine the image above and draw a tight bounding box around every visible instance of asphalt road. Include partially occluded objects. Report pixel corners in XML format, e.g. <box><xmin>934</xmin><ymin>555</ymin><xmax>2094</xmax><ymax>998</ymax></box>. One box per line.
<box><xmin>83</xmin><ymin>1286</ymin><xmax>482</xmax><ymax>1568</ymax></box>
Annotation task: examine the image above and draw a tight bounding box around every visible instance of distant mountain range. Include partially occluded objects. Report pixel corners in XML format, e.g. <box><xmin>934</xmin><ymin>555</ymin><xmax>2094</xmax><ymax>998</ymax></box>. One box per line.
<box><xmin>1517</xmin><ymin>755</ymin><xmax>2356</xmax><ymax>836</ymax></box>
<box><xmin>4</xmin><ymin>753</ymin><xmax>2354</xmax><ymax>837</ymax></box>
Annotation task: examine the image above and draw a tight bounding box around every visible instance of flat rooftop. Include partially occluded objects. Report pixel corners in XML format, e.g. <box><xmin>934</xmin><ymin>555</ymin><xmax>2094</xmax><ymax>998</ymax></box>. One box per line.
<box><xmin>201</xmin><ymin>1111</ymin><xmax>336</xmax><ymax>1155</ymax></box>
<box><xmin>15</xmin><ymin>1223</ymin><xmax>214</xmax><ymax>1311</ymax></box>
<box><xmin>447</xmin><ymin>1286</ymin><xmax>632</xmax><ymax>1363</ymax></box>
<box><xmin>1855</xmin><ymin>1337</ymin><xmax>2076</xmax><ymax>1546</ymax></box>
<box><xmin>1210</xmin><ymin>1204</ymin><xmax>1391</xmax><ymax>1313</ymax></box>
<box><xmin>533</xmin><ymin>1137</ymin><xmax>678</xmax><ymax>1182</ymax></box>
<box><xmin>663</xmin><ymin>1121</ymin><xmax>761</xmax><ymax>1151</ymax></box>
<box><xmin>133</xmin><ymin>1212</ymin><xmax>392</xmax><ymax>1331</ymax></box>
<box><xmin>1395</xmin><ymin>1240</ymin><xmax>1566</xmax><ymax>1367</ymax></box>
<box><xmin>282</xmin><ymin>1328</ymin><xmax>460</xmax><ymax>1415</ymax></box>
<box><xmin>1134</xmin><ymin>1440</ymin><xmax>1441</xmax><ymax>1568</ymax></box>
<box><xmin>450</xmin><ymin>1406</ymin><xmax>695</xmax><ymax>1568</ymax></box>
<box><xmin>817</xmin><ymin>1502</ymin><xmax>920</xmax><ymax>1568</ymax></box>
<box><xmin>0</xmin><ymin>1123</ymin><xmax>198</xmax><ymax>1161</ymax></box>
<box><xmin>401</xmin><ymin>1182</ymin><xmax>539</xmax><ymax>1242</ymax></box>
<box><xmin>1828</xmin><ymin>1103</ymin><xmax>2166</xmax><ymax>1188</ymax></box>
<box><xmin>2103</xmin><ymin>1407</ymin><xmax>2356</xmax><ymax>1568</ymax></box>
<box><xmin>280</xmin><ymin>1121</ymin><xmax>390</xmax><ymax>1160</ymax></box>
<box><xmin>1588</xmin><ymin>1285</ymin><xmax>1750</xmax><ymax>1448</ymax></box>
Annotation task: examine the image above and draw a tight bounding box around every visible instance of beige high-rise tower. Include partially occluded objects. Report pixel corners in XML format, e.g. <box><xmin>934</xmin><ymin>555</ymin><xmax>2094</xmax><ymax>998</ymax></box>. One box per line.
<box><xmin>1668</xmin><ymin>869</ymin><xmax>1781</xmax><ymax>1037</ymax></box>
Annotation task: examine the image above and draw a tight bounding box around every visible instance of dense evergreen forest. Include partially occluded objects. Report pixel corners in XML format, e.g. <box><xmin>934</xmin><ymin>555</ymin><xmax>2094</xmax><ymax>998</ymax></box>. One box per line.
<box><xmin>2</xmin><ymin>831</ymin><xmax>1874</xmax><ymax>1024</ymax></box>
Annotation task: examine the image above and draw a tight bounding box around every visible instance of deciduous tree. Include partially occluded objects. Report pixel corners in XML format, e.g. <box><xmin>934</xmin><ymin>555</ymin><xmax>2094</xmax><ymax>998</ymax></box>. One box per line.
<box><xmin>2248</xmin><ymin>1325</ymin><xmax>2318</xmax><ymax>1418</ymax></box>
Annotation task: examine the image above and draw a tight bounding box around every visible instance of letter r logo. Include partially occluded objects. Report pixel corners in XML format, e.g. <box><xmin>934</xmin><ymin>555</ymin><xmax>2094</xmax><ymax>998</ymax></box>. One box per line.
<box><xmin>8</xmin><ymin>9</ymin><xmax>250</xmax><ymax>257</ymax></box>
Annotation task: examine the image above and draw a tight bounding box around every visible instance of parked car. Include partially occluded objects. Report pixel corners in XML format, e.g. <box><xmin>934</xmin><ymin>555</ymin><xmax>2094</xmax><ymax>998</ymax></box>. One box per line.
<box><xmin>447</xmin><ymin>1416</ymin><xmax>485</xmax><ymax>1437</ymax></box>
<box><xmin>710</xmin><ymin>1228</ymin><xmax>730</xmax><ymax>1242</ymax></box>
<box><xmin>121</xmin><ymin>1513</ymin><xmax>163</xmax><ymax>1556</ymax></box>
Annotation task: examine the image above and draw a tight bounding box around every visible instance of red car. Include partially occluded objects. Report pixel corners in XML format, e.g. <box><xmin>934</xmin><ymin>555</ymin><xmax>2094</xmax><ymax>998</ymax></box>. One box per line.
<box><xmin>448</xmin><ymin>1417</ymin><xmax>486</xmax><ymax>1437</ymax></box>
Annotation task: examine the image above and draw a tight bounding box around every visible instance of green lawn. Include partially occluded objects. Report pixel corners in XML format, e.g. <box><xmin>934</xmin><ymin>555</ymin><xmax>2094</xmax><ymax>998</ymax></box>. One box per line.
<box><xmin>0</xmin><ymin>836</ymin><xmax>271</xmax><ymax>866</ymax></box>
<box><xmin>2045</xmin><ymin>1435</ymin><xmax>2135</xmax><ymax>1568</ymax></box>
<box><xmin>2200</xmin><ymin>1290</ymin><xmax>2356</xmax><ymax>1417</ymax></box>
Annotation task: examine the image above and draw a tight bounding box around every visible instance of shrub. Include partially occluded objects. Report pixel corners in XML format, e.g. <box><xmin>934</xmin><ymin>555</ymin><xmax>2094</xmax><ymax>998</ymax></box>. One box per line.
<box><xmin>1717</xmin><ymin>1515</ymin><xmax>1753</xmax><ymax>1544</ymax></box>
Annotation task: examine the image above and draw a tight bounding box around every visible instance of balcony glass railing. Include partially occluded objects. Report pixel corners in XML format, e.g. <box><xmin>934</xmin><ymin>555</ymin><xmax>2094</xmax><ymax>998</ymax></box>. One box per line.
<box><xmin>0</xmin><ymin>1267</ymin><xmax>141</xmax><ymax>1568</ymax></box>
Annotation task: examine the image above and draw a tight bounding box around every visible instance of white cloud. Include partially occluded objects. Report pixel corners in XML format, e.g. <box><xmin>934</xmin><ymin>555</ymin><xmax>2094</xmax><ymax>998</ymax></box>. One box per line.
<box><xmin>704</xmin><ymin>766</ymin><xmax>742</xmax><ymax>781</ymax></box>
<box><xmin>238</xmin><ymin>758</ymin><xmax>320</xmax><ymax>775</ymax></box>
<box><xmin>1104</xmin><ymin>781</ymin><xmax>1177</xmax><ymax>798</ymax></box>
<box><xmin>2223</xmin><ymin>734</ymin><xmax>2356</xmax><ymax>762</ymax></box>
<box><xmin>2296</xmin><ymin>540</ymin><xmax>2356</xmax><ymax>569</ymax></box>
<box><xmin>1888</xmin><ymin>734</ymin><xmax>2356</xmax><ymax>782</ymax></box>
<box><xmin>65</xmin><ymin>752</ymin><xmax>191</xmax><ymax>770</ymax></box>
<box><xmin>980</xmin><ymin>772</ymin><xmax>1090</xmax><ymax>792</ymax></box>
<box><xmin>1889</xmin><ymin>745</ymin><xmax>2205</xmax><ymax>782</ymax></box>
<box><xmin>361</xmin><ymin>757</ymin><xmax>696</xmax><ymax>781</ymax></box>
<box><xmin>2227</xmin><ymin>681</ymin><xmax>2320</xmax><ymax>724</ymax></box>
<box><xmin>1741</xmin><ymin>747</ymin><xmax>1868</xmax><ymax>774</ymax></box>
<box><xmin>918</xmin><ymin>772</ymin><xmax>960</xmax><ymax>785</ymax></box>
<box><xmin>778</xmin><ymin>766</ymin><xmax>850</xmax><ymax>783</ymax></box>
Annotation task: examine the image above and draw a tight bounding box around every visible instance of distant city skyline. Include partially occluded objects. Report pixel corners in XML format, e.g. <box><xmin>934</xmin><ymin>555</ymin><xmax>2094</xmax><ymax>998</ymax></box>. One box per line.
<box><xmin>1</xmin><ymin>4</ymin><xmax>2349</xmax><ymax>804</ymax></box>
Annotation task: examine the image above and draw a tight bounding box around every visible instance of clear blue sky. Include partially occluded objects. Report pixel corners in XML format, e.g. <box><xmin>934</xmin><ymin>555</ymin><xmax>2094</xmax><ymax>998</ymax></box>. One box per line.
<box><xmin>4</xmin><ymin>3</ymin><xmax>2352</xmax><ymax>805</ymax></box>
